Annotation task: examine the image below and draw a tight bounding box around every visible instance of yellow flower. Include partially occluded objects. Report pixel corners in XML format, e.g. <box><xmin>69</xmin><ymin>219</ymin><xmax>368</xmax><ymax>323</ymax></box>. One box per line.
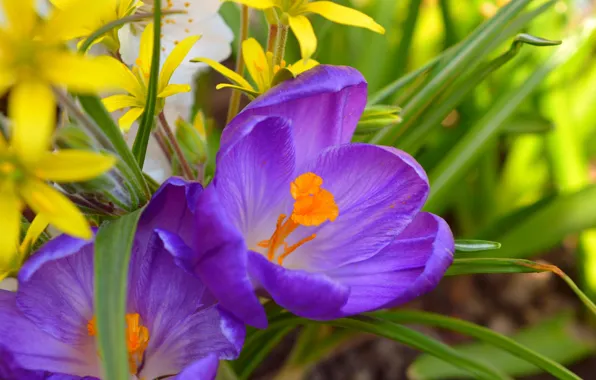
<box><xmin>50</xmin><ymin>0</ymin><xmax>142</xmax><ymax>51</ymax></box>
<box><xmin>0</xmin><ymin>214</ymin><xmax>49</xmax><ymax>282</ymax></box>
<box><xmin>228</xmin><ymin>0</ymin><xmax>385</xmax><ymax>58</ymax></box>
<box><xmin>193</xmin><ymin>38</ymin><xmax>319</xmax><ymax>98</ymax></box>
<box><xmin>102</xmin><ymin>23</ymin><xmax>200</xmax><ymax>131</ymax></box>
<box><xmin>0</xmin><ymin>0</ymin><xmax>127</xmax><ymax>160</ymax></box>
<box><xmin>0</xmin><ymin>122</ymin><xmax>117</xmax><ymax>268</ymax></box>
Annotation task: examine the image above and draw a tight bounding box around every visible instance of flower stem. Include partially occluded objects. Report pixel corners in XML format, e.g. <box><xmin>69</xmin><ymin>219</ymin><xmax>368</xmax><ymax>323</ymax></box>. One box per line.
<box><xmin>158</xmin><ymin>112</ymin><xmax>194</xmax><ymax>180</ymax></box>
<box><xmin>272</xmin><ymin>23</ymin><xmax>289</xmax><ymax>66</ymax></box>
<box><xmin>267</xmin><ymin>24</ymin><xmax>279</xmax><ymax>52</ymax></box>
<box><xmin>225</xmin><ymin>5</ymin><xmax>250</xmax><ymax>125</ymax></box>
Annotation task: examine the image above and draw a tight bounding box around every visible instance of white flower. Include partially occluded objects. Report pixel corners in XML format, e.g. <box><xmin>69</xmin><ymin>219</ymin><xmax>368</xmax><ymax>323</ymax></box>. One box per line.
<box><xmin>118</xmin><ymin>0</ymin><xmax>234</xmax><ymax>126</ymax></box>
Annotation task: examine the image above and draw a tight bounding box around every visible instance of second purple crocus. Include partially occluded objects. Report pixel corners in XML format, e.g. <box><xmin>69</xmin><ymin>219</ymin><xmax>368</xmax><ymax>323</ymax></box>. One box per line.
<box><xmin>168</xmin><ymin>65</ymin><xmax>455</xmax><ymax>328</ymax></box>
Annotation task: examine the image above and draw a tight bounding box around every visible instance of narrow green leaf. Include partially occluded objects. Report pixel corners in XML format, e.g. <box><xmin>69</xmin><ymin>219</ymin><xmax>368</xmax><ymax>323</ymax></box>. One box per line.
<box><xmin>94</xmin><ymin>208</ymin><xmax>144</xmax><ymax>380</ymax></box>
<box><xmin>77</xmin><ymin>95</ymin><xmax>150</xmax><ymax>207</ymax></box>
<box><xmin>132</xmin><ymin>0</ymin><xmax>162</xmax><ymax>167</ymax></box>
<box><xmin>236</xmin><ymin>327</ymin><xmax>295</xmax><ymax>380</ymax></box>
<box><xmin>455</xmin><ymin>239</ymin><xmax>501</xmax><ymax>252</ymax></box>
<box><xmin>408</xmin><ymin>312</ymin><xmax>593</xmax><ymax>379</ymax></box>
<box><xmin>372</xmin><ymin>310</ymin><xmax>582</xmax><ymax>380</ymax></box>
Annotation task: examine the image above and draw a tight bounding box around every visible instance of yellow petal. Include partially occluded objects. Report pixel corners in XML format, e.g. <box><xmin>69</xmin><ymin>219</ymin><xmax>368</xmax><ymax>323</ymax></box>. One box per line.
<box><xmin>304</xmin><ymin>1</ymin><xmax>385</xmax><ymax>34</ymax></box>
<box><xmin>9</xmin><ymin>81</ymin><xmax>55</xmax><ymax>165</ymax></box>
<box><xmin>215</xmin><ymin>83</ymin><xmax>259</xmax><ymax>99</ymax></box>
<box><xmin>1</xmin><ymin>0</ymin><xmax>35</xmax><ymax>37</ymax></box>
<box><xmin>42</xmin><ymin>53</ymin><xmax>134</xmax><ymax>93</ymax></box>
<box><xmin>103</xmin><ymin>94</ymin><xmax>143</xmax><ymax>112</ymax></box>
<box><xmin>158</xmin><ymin>84</ymin><xmax>191</xmax><ymax>98</ymax></box>
<box><xmin>42</xmin><ymin>0</ymin><xmax>107</xmax><ymax>42</ymax></box>
<box><xmin>34</xmin><ymin>150</ymin><xmax>117</xmax><ymax>182</ymax></box>
<box><xmin>0</xmin><ymin>182</ymin><xmax>22</xmax><ymax>270</ymax></box>
<box><xmin>138</xmin><ymin>22</ymin><xmax>154</xmax><ymax>77</ymax></box>
<box><xmin>289</xmin><ymin>58</ymin><xmax>319</xmax><ymax>75</ymax></box>
<box><xmin>119</xmin><ymin>108</ymin><xmax>145</xmax><ymax>132</ymax></box>
<box><xmin>19</xmin><ymin>214</ymin><xmax>49</xmax><ymax>254</ymax></box>
<box><xmin>223</xmin><ymin>0</ymin><xmax>277</xmax><ymax>9</ymax></box>
<box><xmin>20</xmin><ymin>179</ymin><xmax>92</xmax><ymax>240</ymax></box>
<box><xmin>288</xmin><ymin>15</ymin><xmax>317</xmax><ymax>59</ymax></box>
<box><xmin>159</xmin><ymin>35</ymin><xmax>201</xmax><ymax>92</ymax></box>
<box><xmin>0</xmin><ymin>66</ymin><xmax>16</xmax><ymax>96</ymax></box>
<box><xmin>242</xmin><ymin>38</ymin><xmax>270</xmax><ymax>93</ymax></box>
<box><xmin>191</xmin><ymin>57</ymin><xmax>254</xmax><ymax>91</ymax></box>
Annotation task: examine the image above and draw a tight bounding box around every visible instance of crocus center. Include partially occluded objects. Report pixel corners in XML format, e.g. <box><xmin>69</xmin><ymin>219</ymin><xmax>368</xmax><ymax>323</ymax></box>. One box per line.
<box><xmin>257</xmin><ymin>172</ymin><xmax>339</xmax><ymax>265</ymax></box>
<box><xmin>88</xmin><ymin>313</ymin><xmax>150</xmax><ymax>374</ymax></box>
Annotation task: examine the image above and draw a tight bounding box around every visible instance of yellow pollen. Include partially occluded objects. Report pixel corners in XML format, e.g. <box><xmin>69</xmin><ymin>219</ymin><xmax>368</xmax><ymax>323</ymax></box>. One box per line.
<box><xmin>87</xmin><ymin>313</ymin><xmax>150</xmax><ymax>375</ymax></box>
<box><xmin>258</xmin><ymin>173</ymin><xmax>339</xmax><ymax>265</ymax></box>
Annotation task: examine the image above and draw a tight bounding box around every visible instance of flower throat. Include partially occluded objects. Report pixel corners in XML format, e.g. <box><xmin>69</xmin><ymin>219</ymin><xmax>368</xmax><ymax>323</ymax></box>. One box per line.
<box><xmin>258</xmin><ymin>172</ymin><xmax>339</xmax><ymax>265</ymax></box>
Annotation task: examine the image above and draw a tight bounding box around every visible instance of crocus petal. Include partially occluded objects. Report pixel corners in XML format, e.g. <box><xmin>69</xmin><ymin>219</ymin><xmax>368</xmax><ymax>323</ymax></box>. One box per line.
<box><xmin>42</xmin><ymin>53</ymin><xmax>129</xmax><ymax>93</ymax></box>
<box><xmin>17</xmin><ymin>242</ymin><xmax>94</xmax><ymax>344</ymax></box>
<box><xmin>175</xmin><ymin>354</ymin><xmax>219</xmax><ymax>380</ymax></box>
<box><xmin>214</xmin><ymin>116</ymin><xmax>296</xmax><ymax>244</ymax></box>
<box><xmin>103</xmin><ymin>94</ymin><xmax>142</xmax><ymax>112</ymax></box>
<box><xmin>9</xmin><ymin>80</ymin><xmax>55</xmax><ymax>165</ymax></box>
<box><xmin>20</xmin><ymin>178</ymin><xmax>93</xmax><ymax>240</ymax></box>
<box><xmin>283</xmin><ymin>144</ymin><xmax>429</xmax><ymax>272</ymax></box>
<box><xmin>248</xmin><ymin>251</ymin><xmax>349</xmax><ymax>320</ymax></box>
<box><xmin>0</xmin><ymin>183</ymin><xmax>21</xmax><ymax>271</ymax></box>
<box><xmin>158</xmin><ymin>83</ymin><xmax>191</xmax><ymax>98</ymax></box>
<box><xmin>0</xmin><ymin>343</ymin><xmax>48</xmax><ymax>380</ymax></box>
<box><xmin>35</xmin><ymin>150</ymin><xmax>116</xmax><ymax>182</ymax></box>
<box><xmin>158</xmin><ymin>35</ymin><xmax>201</xmax><ymax>93</ymax></box>
<box><xmin>178</xmin><ymin>186</ymin><xmax>267</xmax><ymax>328</ymax></box>
<box><xmin>118</xmin><ymin>107</ymin><xmax>144</xmax><ymax>132</ymax></box>
<box><xmin>129</xmin><ymin>233</ymin><xmax>244</xmax><ymax>379</ymax></box>
<box><xmin>288</xmin><ymin>15</ymin><xmax>317</xmax><ymax>59</ymax></box>
<box><xmin>136</xmin><ymin>177</ymin><xmax>203</xmax><ymax>252</ymax></box>
<box><xmin>0</xmin><ymin>291</ymin><xmax>99</xmax><ymax>377</ymax></box>
<box><xmin>326</xmin><ymin>212</ymin><xmax>454</xmax><ymax>316</ymax></box>
<box><xmin>223</xmin><ymin>65</ymin><xmax>366</xmax><ymax>169</ymax></box>
<box><xmin>304</xmin><ymin>1</ymin><xmax>385</xmax><ymax>34</ymax></box>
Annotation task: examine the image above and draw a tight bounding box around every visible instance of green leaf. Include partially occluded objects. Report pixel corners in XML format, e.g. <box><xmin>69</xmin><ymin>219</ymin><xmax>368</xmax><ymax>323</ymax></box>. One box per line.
<box><xmin>76</xmin><ymin>95</ymin><xmax>150</xmax><ymax>208</ymax></box>
<box><xmin>408</xmin><ymin>312</ymin><xmax>593</xmax><ymax>379</ymax></box>
<box><xmin>455</xmin><ymin>239</ymin><xmax>501</xmax><ymax>252</ymax></box>
<box><xmin>132</xmin><ymin>0</ymin><xmax>162</xmax><ymax>167</ymax></box>
<box><xmin>372</xmin><ymin>310</ymin><xmax>582</xmax><ymax>380</ymax></box>
<box><xmin>94</xmin><ymin>208</ymin><xmax>144</xmax><ymax>379</ymax></box>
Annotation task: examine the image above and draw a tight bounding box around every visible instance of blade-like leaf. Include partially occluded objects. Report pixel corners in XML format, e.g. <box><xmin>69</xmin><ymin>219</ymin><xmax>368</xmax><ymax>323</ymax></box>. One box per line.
<box><xmin>94</xmin><ymin>208</ymin><xmax>143</xmax><ymax>379</ymax></box>
<box><xmin>455</xmin><ymin>239</ymin><xmax>502</xmax><ymax>252</ymax></box>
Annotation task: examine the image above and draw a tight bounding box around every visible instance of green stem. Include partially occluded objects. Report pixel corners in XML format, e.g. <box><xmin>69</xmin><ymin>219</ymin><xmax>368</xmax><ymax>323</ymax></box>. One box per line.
<box><xmin>158</xmin><ymin>112</ymin><xmax>194</xmax><ymax>180</ymax></box>
<box><xmin>272</xmin><ymin>23</ymin><xmax>289</xmax><ymax>66</ymax></box>
<box><xmin>226</xmin><ymin>5</ymin><xmax>250</xmax><ymax>124</ymax></box>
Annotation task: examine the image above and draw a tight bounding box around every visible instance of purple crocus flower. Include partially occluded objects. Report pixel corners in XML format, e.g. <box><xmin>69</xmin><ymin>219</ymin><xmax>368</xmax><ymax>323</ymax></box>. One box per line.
<box><xmin>169</xmin><ymin>65</ymin><xmax>455</xmax><ymax>328</ymax></box>
<box><xmin>0</xmin><ymin>179</ymin><xmax>244</xmax><ymax>380</ymax></box>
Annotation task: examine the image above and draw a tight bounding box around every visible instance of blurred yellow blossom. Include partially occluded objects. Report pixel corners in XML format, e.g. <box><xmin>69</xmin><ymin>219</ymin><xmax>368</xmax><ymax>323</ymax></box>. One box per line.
<box><xmin>0</xmin><ymin>121</ymin><xmax>116</xmax><ymax>271</ymax></box>
<box><xmin>103</xmin><ymin>23</ymin><xmax>200</xmax><ymax>131</ymax></box>
<box><xmin>193</xmin><ymin>37</ymin><xmax>318</xmax><ymax>97</ymax></box>
<box><xmin>0</xmin><ymin>0</ymin><xmax>126</xmax><ymax>160</ymax></box>
<box><xmin>228</xmin><ymin>0</ymin><xmax>385</xmax><ymax>58</ymax></box>
<box><xmin>0</xmin><ymin>214</ymin><xmax>48</xmax><ymax>282</ymax></box>
<box><xmin>50</xmin><ymin>0</ymin><xmax>142</xmax><ymax>51</ymax></box>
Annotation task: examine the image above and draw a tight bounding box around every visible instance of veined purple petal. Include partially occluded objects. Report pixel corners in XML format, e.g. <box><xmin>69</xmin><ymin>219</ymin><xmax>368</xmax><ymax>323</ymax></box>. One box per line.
<box><xmin>326</xmin><ymin>212</ymin><xmax>454</xmax><ymax>316</ymax></box>
<box><xmin>175</xmin><ymin>354</ymin><xmax>219</xmax><ymax>380</ymax></box>
<box><xmin>283</xmin><ymin>143</ymin><xmax>429</xmax><ymax>272</ymax></box>
<box><xmin>137</xmin><ymin>177</ymin><xmax>203</xmax><ymax>252</ymax></box>
<box><xmin>248</xmin><ymin>251</ymin><xmax>349</xmax><ymax>320</ymax></box>
<box><xmin>177</xmin><ymin>187</ymin><xmax>267</xmax><ymax>328</ymax></box>
<box><xmin>16</xmin><ymin>244</ymin><xmax>95</xmax><ymax>344</ymax></box>
<box><xmin>222</xmin><ymin>65</ymin><xmax>367</xmax><ymax>169</ymax></box>
<box><xmin>214</xmin><ymin>115</ymin><xmax>296</xmax><ymax>245</ymax></box>
<box><xmin>0</xmin><ymin>343</ymin><xmax>48</xmax><ymax>380</ymax></box>
<box><xmin>0</xmin><ymin>291</ymin><xmax>99</xmax><ymax>377</ymax></box>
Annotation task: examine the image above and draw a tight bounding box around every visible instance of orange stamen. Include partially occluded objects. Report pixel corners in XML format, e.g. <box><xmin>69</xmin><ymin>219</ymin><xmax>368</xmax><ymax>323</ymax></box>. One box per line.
<box><xmin>258</xmin><ymin>173</ymin><xmax>339</xmax><ymax>265</ymax></box>
<box><xmin>87</xmin><ymin>313</ymin><xmax>149</xmax><ymax>375</ymax></box>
